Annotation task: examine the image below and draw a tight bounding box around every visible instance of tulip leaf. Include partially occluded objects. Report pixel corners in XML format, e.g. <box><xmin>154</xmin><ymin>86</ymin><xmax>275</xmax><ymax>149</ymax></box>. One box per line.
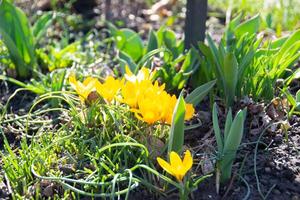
<box><xmin>163</xmin><ymin>29</ymin><xmax>179</xmax><ymax>58</ymax></box>
<box><xmin>168</xmin><ymin>94</ymin><xmax>185</xmax><ymax>154</ymax></box>
<box><xmin>213</xmin><ymin>103</ymin><xmax>223</xmax><ymax>153</ymax></box>
<box><xmin>32</xmin><ymin>12</ymin><xmax>54</xmax><ymax>43</ymax></box>
<box><xmin>146</xmin><ymin>29</ymin><xmax>158</xmax><ymax>53</ymax></box>
<box><xmin>224</xmin><ymin>108</ymin><xmax>232</xmax><ymax>142</ymax></box>
<box><xmin>119</xmin><ymin>51</ymin><xmax>137</xmax><ymax>74</ymax></box>
<box><xmin>296</xmin><ymin>90</ymin><xmax>300</xmax><ymax>103</ymax></box>
<box><xmin>223</xmin><ymin>52</ymin><xmax>238</xmax><ymax>106</ymax></box>
<box><xmin>114</xmin><ymin>28</ymin><xmax>143</xmax><ymax>62</ymax></box>
<box><xmin>220</xmin><ymin>108</ymin><xmax>246</xmax><ymax>182</ymax></box>
<box><xmin>185</xmin><ymin>80</ymin><xmax>216</xmax><ymax>107</ymax></box>
<box><xmin>0</xmin><ymin>0</ymin><xmax>36</xmax><ymax>79</ymax></box>
<box><xmin>234</xmin><ymin>14</ymin><xmax>260</xmax><ymax>38</ymax></box>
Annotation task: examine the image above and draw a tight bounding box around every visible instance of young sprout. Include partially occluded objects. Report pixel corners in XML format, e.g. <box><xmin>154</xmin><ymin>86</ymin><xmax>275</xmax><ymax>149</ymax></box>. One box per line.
<box><xmin>157</xmin><ymin>150</ymin><xmax>193</xmax><ymax>182</ymax></box>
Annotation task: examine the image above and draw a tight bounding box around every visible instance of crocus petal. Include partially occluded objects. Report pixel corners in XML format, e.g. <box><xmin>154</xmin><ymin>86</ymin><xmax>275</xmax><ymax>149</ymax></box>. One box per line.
<box><xmin>69</xmin><ymin>74</ymin><xmax>78</xmax><ymax>89</ymax></box>
<box><xmin>157</xmin><ymin>157</ymin><xmax>174</xmax><ymax>176</ymax></box>
<box><xmin>182</xmin><ymin>150</ymin><xmax>193</xmax><ymax>172</ymax></box>
<box><xmin>170</xmin><ymin>151</ymin><xmax>183</xmax><ymax>168</ymax></box>
<box><xmin>185</xmin><ymin>104</ymin><xmax>195</xmax><ymax>120</ymax></box>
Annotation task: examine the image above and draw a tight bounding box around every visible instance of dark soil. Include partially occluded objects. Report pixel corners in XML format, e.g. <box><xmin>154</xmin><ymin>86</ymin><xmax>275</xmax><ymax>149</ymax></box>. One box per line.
<box><xmin>190</xmin><ymin>100</ymin><xmax>300</xmax><ymax>200</ymax></box>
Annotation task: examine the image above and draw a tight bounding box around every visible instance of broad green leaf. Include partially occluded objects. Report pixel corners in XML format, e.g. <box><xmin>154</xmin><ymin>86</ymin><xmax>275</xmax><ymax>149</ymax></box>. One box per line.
<box><xmin>283</xmin><ymin>89</ymin><xmax>296</xmax><ymax>107</ymax></box>
<box><xmin>234</xmin><ymin>14</ymin><xmax>260</xmax><ymax>38</ymax></box>
<box><xmin>224</xmin><ymin>108</ymin><xmax>232</xmax><ymax>142</ymax></box>
<box><xmin>0</xmin><ymin>0</ymin><xmax>36</xmax><ymax>79</ymax></box>
<box><xmin>198</xmin><ymin>42</ymin><xmax>214</xmax><ymax>64</ymax></box>
<box><xmin>185</xmin><ymin>80</ymin><xmax>216</xmax><ymax>107</ymax></box>
<box><xmin>119</xmin><ymin>51</ymin><xmax>137</xmax><ymax>73</ymax></box>
<box><xmin>213</xmin><ymin>103</ymin><xmax>223</xmax><ymax>153</ymax></box>
<box><xmin>137</xmin><ymin>48</ymin><xmax>165</xmax><ymax>71</ymax></box>
<box><xmin>163</xmin><ymin>29</ymin><xmax>178</xmax><ymax>57</ymax></box>
<box><xmin>156</xmin><ymin>25</ymin><xmax>165</xmax><ymax>47</ymax></box>
<box><xmin>223</xmin><ymin>109</ymin><xmax>246</xmax><ymax>156</ymax></box>
<box><xmin>220</xmin><ymin>108</ymin><xmax>246</xmax><ymax>182</ymax></box>
<box><xmin>32</xmin><ymin>12</ymin><xmax>54</xmax><ymax>43</ymax></box>
<box><xmin>269</xmin><ymin>36</ymin><xmax>288</xmax><ymax>49</ymax></box>
<box><xmin>181</xmin><ymin>48</ymin><xmax>198</xmax><ymax>72</ymax></box>
<box><xmin>228</xmin><ymin>13</ymin><xmax>242</xmax><ymax>30</ymax></box>
<box><xmin>223</xmin><ymin>52</ymin><xmax>238</xmax><ymax>106</ymax></box>
<box><xmin>168</xmin><ymin>94</ymin><xmax>185</xmax><ymax>154</ymax></box>
<box><xmin>296</xmin><ymin>90</ymin><xmax>300</xmax><ymax>103</ymax></box>
<box><xmin>146</xmin><ymin>29</ymin><xmax>158</xmax><ymax>53</ymax></box>
<box><xmin>274</xmin><ymin>29</ymin><xmax>300</xmax><ymax>66</ymax></box>
<box><xmin>115</xmin><ymin>28</ymin><xmax>143</xmax><ymax>62</ymax></box>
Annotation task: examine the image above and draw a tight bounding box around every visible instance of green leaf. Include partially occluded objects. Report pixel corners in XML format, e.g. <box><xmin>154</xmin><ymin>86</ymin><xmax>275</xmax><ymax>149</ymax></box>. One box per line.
<box><xmin>228</xmin><ymin>13</ymin><xmax>242</xmax><ymax>30</ymax></box>
<box><xmin>114</xmin><ymin>28</ymin><xmax>143</xmax><ymax>62</ymax></box>
<box><xmin>0</xmin><ymin>0</ymin><xmax>36</xmax><ymax>79</ymax></box>
<box><xmin>269</xmin><ymin>36</ymin><xmax>288</xmax><ymax>49</ymax></box>
<box><xmin>213</xmin><ymin>103</ymin><xmax>223</xmax><ymax>153</ymax></box>
<box><xmin>119</xmin><ymin>51</ymin><xmax>137</xmax><ymax>74</ymax></box>
<box><xmin>32</xmin><ymin>12</ymin><xmax>54</xmax><ymax>43</ymax></box>
<box><xmin>163</xmin><ymin>29</ymin><xmax>178</xmax><ymax>58</ymax></box>
<box><xmin>185</xmin><ymin>80</ymin><xmax>216</xmax><ymax>107</ymax></box>
<box><xmin>181</xmin><ymin>48</ymin><xmax>199</xmax><ymax>72</ymax></box>
<box><xmin>137</xmin><ymin>48</ymin><xmax>165</xmax><ymax>71</ymax></box>
<box><xmin>296</xmin><ymin>90</ymin><xmax>300</xmax><ymax>103</ymax></box>
<box><xmin>220</xmin><ymin>108</ymin><xmax>246</xmax><ymax>182</ymax></box>
<box><xmin>224</xmin><ymin>108</ymin><xmax>232</xmax><ymax>142</ymax></box>
<box><xmin>223</xmin><ymin>52</ymin><xmax>238</xmax><ymax>106</ymax></box>
<box><xmin>274</xmin><ymin>29</ymin><xmax>300</xmax><ymax>66</ymax></box>
<box><xmin>168</xmin><ymin>94</ymin><xmax>186</xmax><ymax>154</ymax></box>
<box><xmin>223</xmin><ymin>108</ymin><xmax>246</xmax><ymax>154</ymax></box>
<box><xmin>234</xmin><ymin>14</ymin><xmax>260</xmax><ymax>38</ymax></box>
<box><xmin>146</xmin><ymin>29</ymin><xmax>158</xmax><ymax>53</ymax></box>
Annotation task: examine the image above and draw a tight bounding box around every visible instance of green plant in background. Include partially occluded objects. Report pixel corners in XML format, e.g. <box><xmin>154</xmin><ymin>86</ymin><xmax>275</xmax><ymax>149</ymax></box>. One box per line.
<box><xmin>0</xmin><ymin>0</ymin><xmax>55</xmax><ymax>79</ymax></box>
<box><xmin>0</xmin><ymin>0</ymin><xmax>36</xmax><ymax>79</ymax></box>
<box><xmin>36</xmin><ymin>42</ymin><xmax>81</xmax><ymax>71</ymax></box>
<box><xmin>192</xmin><ymin>14</ymin><xmax>300</xmax><ymax>106</ymax></box>
<box><xmin>109</xmin><ymin>23</ymin><xmax>199</xmax><ymax>92</ymax></box>
<box><xmin>212</xmin><ymin>103</ymin><xmax>247</xmax><ymax>190</ymax></box>
<box><xmin>208</xmin><ymin>0</ymin><xmax>300</xmax><ymax>33</ymax></box>
<box><xmin>191</xmin><ymin>14</ymin><xmax>261</xmax><ymax>107</ymax></box>
<box><xmin>284</xmin><ymin>89</ymin><xmax>300</xmax><ymax>117</ymax></box>
<box><xmin>253</xmin><ymin>29</ymin><xmax>300</xmax><ymax>100</ymax></box>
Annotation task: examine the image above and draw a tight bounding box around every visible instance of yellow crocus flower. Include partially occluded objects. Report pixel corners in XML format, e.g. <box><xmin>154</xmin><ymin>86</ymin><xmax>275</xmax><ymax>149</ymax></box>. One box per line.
<box><xmin>96</xmin><ymin>76</ymin><xmax>123</xmax><ymax>103</ymax></box>
<box><xmin>121</xmin><ymin>79</ymin><xmax>152</xmax><ymax>108</ymax></box>
<box><xmin>157</xmin><ymin>150</ymin><xmax>193</xmax><ymax>182</ymax></box>
<box><xmin>125</xmin><ymin>66</ymin><xmax>155</xmax><ymax>83</ymax></box>
<box><xmin>185</xmin><ymin>104</ymin><xmax>195</xmax><ymax>120</ymax></box>
<box><xmin>69</xmin><ymin>74</ymin><xmax>98</xmax><ymax>103</ymax></box>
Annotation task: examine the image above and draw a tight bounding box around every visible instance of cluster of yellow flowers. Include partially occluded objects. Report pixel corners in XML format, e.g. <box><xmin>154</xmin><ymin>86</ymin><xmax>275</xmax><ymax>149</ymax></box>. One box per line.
<box><xmin>69</xmin><ymin>67</ymin><xmax>195</xmax><ymax>125</ymax></box>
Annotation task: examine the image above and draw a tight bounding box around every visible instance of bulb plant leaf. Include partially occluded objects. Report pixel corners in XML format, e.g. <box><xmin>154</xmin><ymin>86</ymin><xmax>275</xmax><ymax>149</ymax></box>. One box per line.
<box><xmin>185</xmin><ymin>79</ymin><xmax>216</xmax><ymax>107</ymax></box>
<box><xmin>213</xmin><ymin>103</ymin><xmax>247</xmax><ymax>183</ymax></box>
<box><xmin>0</xmin><ymin>0</ymin><xmax>36</xmax><ymax>79</ymax></box>
<box><xmin>168</xmin><ymin>94</ymin><xmax>186</xmax><ymax>154</ymax></box>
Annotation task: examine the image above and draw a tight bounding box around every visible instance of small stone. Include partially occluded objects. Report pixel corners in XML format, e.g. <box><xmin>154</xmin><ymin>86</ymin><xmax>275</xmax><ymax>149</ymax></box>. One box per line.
<box><xmin>265</xmin><ymin>167</ymin><xmax>271</xmax><ymax>173</ymax></box>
